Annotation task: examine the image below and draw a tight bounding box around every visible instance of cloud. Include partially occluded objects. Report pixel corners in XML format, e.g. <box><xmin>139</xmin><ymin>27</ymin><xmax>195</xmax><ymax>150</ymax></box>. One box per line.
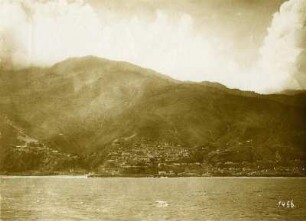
<box><xmin>0</xmin><ymin>0</ymin><xmax>104</xmax><ymax>67</ymax></box>
<box><xmin>0</xmin><ymin>0</ymin><xmax>241</xmax><ymax>82</ymax></box>
<box><xmin>257</xmin><ymin>0</ymin><xmax>306</xmax><ymax>92</ymax></box>
<box><xmin>0</xmin><ymin>0</ymin><xmax>305</xmax><ymax>93</ymax></box>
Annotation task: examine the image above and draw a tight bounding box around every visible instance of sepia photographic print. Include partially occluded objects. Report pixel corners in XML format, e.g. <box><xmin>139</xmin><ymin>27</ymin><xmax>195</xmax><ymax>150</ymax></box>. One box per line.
<box><xmin>0</xmin><ymin>0</ymin><xmax>306</xmax><ymax>220</ymax></box>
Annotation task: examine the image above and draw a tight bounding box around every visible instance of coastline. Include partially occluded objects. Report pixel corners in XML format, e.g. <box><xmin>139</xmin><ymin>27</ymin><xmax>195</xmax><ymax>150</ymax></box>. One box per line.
<box><xmin>1</xmin><ymin>173</ymin><xmax>305</xmax><ymax>178</ymax></box>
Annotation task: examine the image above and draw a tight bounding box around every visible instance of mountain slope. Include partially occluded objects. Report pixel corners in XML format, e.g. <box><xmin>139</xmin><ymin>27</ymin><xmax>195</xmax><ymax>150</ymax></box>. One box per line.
<box><xmin>0</xmin><ymin>56</ymin><xmax>305</xmax><ymax>173</ymax></box>
<box><xmin>0</xmin><ymin>56</ymin><xmax>175</xmax><ymax>153</ymax></box>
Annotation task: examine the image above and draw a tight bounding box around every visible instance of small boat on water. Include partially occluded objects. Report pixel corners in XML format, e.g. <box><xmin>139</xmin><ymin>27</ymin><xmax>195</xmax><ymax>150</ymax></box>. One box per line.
<box><xmin>155</xmin><ymin>200</ymin><xmax>169</xmax><ymax>207</ymax></box>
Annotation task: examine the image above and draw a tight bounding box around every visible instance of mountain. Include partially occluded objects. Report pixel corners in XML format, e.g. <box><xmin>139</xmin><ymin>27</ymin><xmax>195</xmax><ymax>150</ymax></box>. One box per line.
<box><xmin>0</xmin><ymin>56</ymin><xmax>305</xmax><ymax>173</ymax></box>
<box><xmin>0</xmin><ymin>115</ymin><xmax>83</xmax><ymax>173</ymax></box>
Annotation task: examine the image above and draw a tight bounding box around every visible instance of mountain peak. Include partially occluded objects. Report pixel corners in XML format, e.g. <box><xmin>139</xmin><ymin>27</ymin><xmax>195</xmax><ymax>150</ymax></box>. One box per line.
<box><xmin>1</xmin><ymin>56</ymin><xmax>306</xmax><ymax>174</ymax></box>
<box><xmin>51</xmin><ymin>56</ymin><xmax>177</xmax><ymax>83</ymax></box>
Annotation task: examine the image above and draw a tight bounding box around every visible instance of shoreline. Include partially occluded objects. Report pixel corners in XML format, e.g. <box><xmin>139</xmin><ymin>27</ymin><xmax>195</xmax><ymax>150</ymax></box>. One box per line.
<box><xmin>1</xmin><ymin>174</ymin><xmax>305</xmax><ymax>178</ymax></box>
<box><xmin>1</xmin><ymin>168</ymin><xmax>305</xmax><ymax>178</ymax></box>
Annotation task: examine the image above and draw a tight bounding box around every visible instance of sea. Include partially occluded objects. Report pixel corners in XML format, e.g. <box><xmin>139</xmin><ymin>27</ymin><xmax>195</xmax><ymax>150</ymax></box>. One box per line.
<box><xmin>0</xmin><ymin>176</ymin><xmax>305</xmax><ymax>220</ymax></box>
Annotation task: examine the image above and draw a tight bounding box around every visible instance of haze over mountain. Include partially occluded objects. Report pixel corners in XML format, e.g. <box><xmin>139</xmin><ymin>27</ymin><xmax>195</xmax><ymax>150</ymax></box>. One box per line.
<box><xmin>0</xmin><ymin>56</ymin><xmax>305</xmax><ymax>172</ymax></box>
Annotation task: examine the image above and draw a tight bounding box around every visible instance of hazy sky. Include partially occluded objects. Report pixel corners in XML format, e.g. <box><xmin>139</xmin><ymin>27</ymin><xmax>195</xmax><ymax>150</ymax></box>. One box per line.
<box><xmin>0</xmin><ymin>0</ymin><xmax>305</xmax><ymax>93</ymax></box>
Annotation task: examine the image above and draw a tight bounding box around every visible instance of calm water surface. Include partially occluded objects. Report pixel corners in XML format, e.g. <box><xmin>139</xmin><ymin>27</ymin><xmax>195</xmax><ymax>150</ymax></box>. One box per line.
<box><xmin>1</xmin><ymin>177</ymin><xmax>305</xmax><ymax>220</ymax></box>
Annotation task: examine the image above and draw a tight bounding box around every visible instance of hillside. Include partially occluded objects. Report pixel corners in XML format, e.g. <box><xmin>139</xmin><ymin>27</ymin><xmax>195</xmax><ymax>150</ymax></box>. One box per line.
<box><xmin>0</xmin><ymin>56</ymin><xmax>305</xmax><ymax>175</ymax></box>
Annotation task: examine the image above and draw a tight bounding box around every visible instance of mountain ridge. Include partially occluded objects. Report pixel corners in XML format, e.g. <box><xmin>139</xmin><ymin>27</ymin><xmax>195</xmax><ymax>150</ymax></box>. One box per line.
<box><xmin>0</xmin><ymin>56</ymin><xmax>305</xmax><ymax>174</ymax></box>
